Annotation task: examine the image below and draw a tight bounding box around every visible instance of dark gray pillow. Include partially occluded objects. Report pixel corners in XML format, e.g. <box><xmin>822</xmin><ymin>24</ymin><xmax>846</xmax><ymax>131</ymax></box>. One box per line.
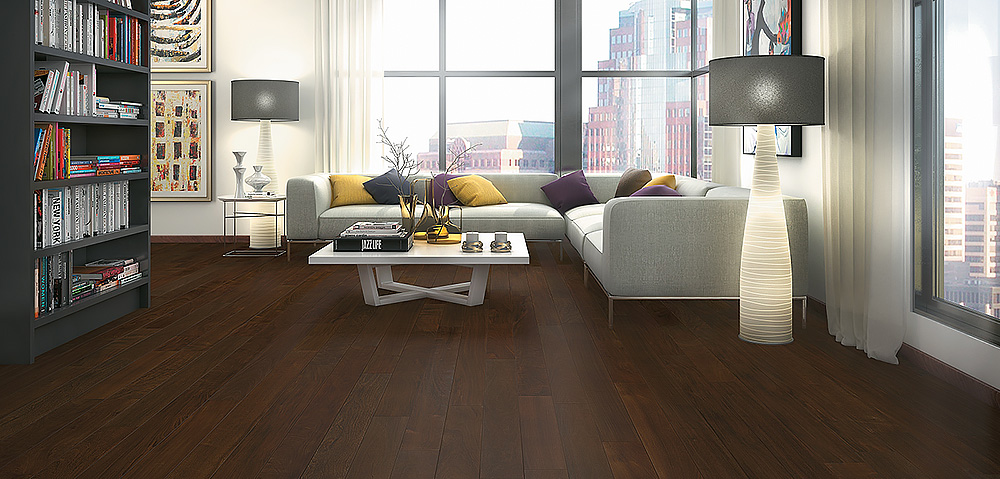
<box><xmin>363</xmin><ymin>169</ymin><xmax>410</xmax><ymax>204</ymax></box>
<box><xmin>614</xmin><ymin>167</ymin><xmax>652</xmax><ymax>197</ymax></box>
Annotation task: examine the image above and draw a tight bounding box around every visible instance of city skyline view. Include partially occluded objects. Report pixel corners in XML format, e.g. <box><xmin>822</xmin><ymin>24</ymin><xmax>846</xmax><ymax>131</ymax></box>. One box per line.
<box><xmin>378</xmin><ymin>0</ymin><xmax>711</xmax><ymax>178</ymax></box>
<box><xmin>940</xmin><ymin>0</ymin><xmax>1000</xmax><ymax>317</ymax></box>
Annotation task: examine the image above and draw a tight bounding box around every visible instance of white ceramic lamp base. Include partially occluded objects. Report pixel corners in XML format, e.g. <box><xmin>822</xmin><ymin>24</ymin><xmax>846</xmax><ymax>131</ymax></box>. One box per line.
<box><xmin>739</xmin><ymin>124</ymin><xmax>793</xmax><ymax>344</ymax></box>
<box><xmin>249</xmin><ymin>120</ymin><xmax>282</xmax><ymax>249</ymax></box>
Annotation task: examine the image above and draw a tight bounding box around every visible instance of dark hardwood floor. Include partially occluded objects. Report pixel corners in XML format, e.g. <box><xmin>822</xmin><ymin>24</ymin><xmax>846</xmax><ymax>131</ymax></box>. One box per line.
<box><xmin>2</xmin><ymin>242</ymin><xmax>999</xmax><ymax>478</ymax></box>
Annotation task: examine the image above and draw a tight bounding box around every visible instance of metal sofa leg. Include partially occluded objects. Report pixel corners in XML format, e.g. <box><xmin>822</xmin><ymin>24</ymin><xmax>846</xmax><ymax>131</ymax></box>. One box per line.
<box><xmin>583</xmin><ymin>263</ymin><xmax>589</xmax><ymax>288</ymax></box>
<box><xmin>802</xmin><ymin>297</ymin><xmax>808</xmax><ymax>328</ymax></box>
<box><xmin>559</xmin><ymin>239</ymin><xmax>564</xmax><ymax>262</ymax></box>
<box><xmin>608</xmin><ymin>297</ymin><xmax>614</xmax><ymax>328</ymax></box>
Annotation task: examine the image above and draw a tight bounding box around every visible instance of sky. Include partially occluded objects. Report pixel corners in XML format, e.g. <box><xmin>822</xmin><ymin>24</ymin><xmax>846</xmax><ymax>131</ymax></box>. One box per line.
<box><xmin>944</xmin><ymin>0</ymin><xmax>999</xmax><ymax>181</ymax></box>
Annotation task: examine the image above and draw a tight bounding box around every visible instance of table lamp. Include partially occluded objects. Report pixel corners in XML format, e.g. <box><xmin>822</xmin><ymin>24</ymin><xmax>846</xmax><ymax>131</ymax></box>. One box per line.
<box><xmin>709</xmin><ymin>55</ymin><xmax>825</xmax><ymax>344</ymax></box>
<box><xmin>231</xmin><ymin>79</ymin><xmax>299</xmax><ymax>249</ymax></box>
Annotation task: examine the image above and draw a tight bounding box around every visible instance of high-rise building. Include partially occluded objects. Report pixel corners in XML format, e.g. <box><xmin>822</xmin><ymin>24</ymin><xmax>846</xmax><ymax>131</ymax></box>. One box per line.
<box><xmin>944</xmin><ymin>118</ymin><xmax>966</xmax><ymax>263</ymax></box>
<box><xmin>964</xmin><ymin>181</ymin><xmax>999</xmax><ymax>279</ymax></box>
<box><xmin>583</xmin><ymin>0</ymin><xmax>712</xmax><ymax>177</ymax></box>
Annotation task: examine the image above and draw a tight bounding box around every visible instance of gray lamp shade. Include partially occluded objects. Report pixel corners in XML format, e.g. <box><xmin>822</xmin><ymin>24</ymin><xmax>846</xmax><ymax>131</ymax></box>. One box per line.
<box><xmin>709</xmin><ymin>55</ymin><xmax>825</xmax><ymax>126</ymax></box>
<box><xmin>231</xmin><ymin>79</ymin><xmax>300</xmax><ymax>121</ymax></box>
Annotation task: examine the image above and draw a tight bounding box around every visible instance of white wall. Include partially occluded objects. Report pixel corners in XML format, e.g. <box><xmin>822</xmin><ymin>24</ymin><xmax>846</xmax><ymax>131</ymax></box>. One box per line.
<box><xmin>151</xmin><ymin>0</ymin><xmax>317</xmax><ymax>235</ymax></box>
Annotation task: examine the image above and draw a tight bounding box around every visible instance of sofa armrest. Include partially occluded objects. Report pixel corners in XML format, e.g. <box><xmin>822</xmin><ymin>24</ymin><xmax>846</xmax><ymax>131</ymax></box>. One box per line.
<box><xmin>286</xmin><ymin>173</ymin><xmax>332</xmax><ymax>240</ymax></box>
<box><xmin>596</xmin><ymin>197</ymin><xmax>808</xmax><ymax>297</ymax></box>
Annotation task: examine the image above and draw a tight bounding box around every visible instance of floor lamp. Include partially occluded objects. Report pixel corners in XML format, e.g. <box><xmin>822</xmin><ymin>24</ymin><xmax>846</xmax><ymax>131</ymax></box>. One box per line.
<box><xmin>708</xmin><ymin>55</ymin><xmax>825</xmax><ymax>345</ymax></box>
<box><xmin>231</xmin><ymin>79</ymin><xmax>300</xmax><ymax>250</ymax></box>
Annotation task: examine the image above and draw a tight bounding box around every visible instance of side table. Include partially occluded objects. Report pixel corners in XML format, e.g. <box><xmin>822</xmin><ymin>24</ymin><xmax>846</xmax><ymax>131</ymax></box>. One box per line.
<box><xmin>219</xmin><ymin>195</ymin><xmax>286</xmax><ymax>257</ymax></box>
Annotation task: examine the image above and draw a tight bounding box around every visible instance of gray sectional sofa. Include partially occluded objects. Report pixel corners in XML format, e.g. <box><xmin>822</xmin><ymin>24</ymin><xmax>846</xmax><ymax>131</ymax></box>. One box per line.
<box><xmin>286</xmin><ymin>172</ymin><xmax>808</xmax><ymax>325</ymax></box>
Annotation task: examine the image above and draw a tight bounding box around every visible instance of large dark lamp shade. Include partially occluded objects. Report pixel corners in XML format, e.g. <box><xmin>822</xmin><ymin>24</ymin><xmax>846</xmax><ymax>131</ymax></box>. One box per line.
<box><xmin>231</xmin><ymin>79</ymin><xmax>299</xmax><ymax>121</ymax></box>
<box><xmin>709</xmin><ymin>55</ymin><xmax>825</xmax><ymax>126</ymax></box>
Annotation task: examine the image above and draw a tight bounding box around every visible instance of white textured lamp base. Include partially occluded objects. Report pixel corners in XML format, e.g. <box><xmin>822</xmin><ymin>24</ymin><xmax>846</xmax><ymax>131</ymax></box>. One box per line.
<box><xmin>739</xmin><ymin>124</ymin><xmax>793</xmax><ymax>345</ymax></box>
<box><xmin>249</xmin><ymin>120</ymin><xmax>282</xmax><ymax>249</ymax></box>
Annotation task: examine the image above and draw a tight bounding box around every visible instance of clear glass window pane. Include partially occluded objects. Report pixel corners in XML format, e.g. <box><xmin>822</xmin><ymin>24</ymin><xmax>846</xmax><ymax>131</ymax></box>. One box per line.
<box><xmin>377</xmin><ymin>78</ymin><xmax>440</xmax><ymax>174</ymax></box>
<box><xmin>384</xmin><ymin>0</ymin><xmax>439</xmax><ymax>71</ymax></box>
<box><xmin>583</xmin><ymin>0</ymin><xmax>692</xmax><ymax>71</ymax></box>
<box><xmin>940</xmin><ymin>0</ymin><xmax>1000</xmax><ymax>316</ymax></box>
<box><xmin>445</xmin><ymin>77</ymin><xmax>555</xmax><ymax>173</ymax></box>
<box><xmin>582</xmin><ymin>77</ymin><xmax>691</xmax><ymax>174</ymax></box>
<box><xmin>446</xmin><ymin>1</ymin><xmax>554</xmax><ymax>71</ymax></box>
<box><xmin>696</xmin><ymin>74</ymin><xmax>711</xmax><ymax>180</ymax></box>
<box><xmin>696</xmin><ymin>0</ymin><xmax>713</xmax><ymax>68</ymax></box>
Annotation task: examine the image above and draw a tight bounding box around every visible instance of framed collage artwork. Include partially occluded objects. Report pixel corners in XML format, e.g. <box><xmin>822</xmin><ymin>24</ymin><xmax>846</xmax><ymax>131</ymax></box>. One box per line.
<box><xmin>741</xmin><ymin>0</ymin><xmax>803</xmax><ymax>157</ymax></box>
<box><xmin>150</xmin><ymin>0</ymin><xmax>212</xmax><ymax>72</ymax></box>
<box><xmin>150</xmin><ymin>81</ymin><xmax>212</xmax><ymax>201</ymax></box>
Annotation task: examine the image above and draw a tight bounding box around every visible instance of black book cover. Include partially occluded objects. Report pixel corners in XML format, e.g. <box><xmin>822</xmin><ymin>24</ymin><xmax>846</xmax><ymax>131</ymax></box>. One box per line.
<box><xmin>333</xmin><ymin>234</ymin><xmax>413</xmax><ymax>252</ymax></box>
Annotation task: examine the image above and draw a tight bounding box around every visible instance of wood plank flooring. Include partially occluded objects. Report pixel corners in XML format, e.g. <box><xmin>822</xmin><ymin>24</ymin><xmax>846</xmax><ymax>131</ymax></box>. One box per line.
<box><xmin>1</xmin><ymin>242</ymin><xmax>999</xmax><ymax>478</ymax></box>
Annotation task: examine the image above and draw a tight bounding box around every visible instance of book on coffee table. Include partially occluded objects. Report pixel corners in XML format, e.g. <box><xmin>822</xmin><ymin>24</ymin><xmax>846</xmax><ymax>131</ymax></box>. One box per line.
<box><xmin>333</xmin><ymin>229</ymin><xmax>413</xmax><ymax>252</ymax></box>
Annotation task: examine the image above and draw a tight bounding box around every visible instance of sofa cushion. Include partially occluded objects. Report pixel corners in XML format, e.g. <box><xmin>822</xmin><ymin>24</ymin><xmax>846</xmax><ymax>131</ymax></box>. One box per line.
<box><xmin>674</xmin><ymin>177</ymin><xmax>723</xmax><ymax>197</ymax></box>
<box><xmin>447</xmin><ymin>175</ymin><xmax>508</xmax><ymax>207</ymax></box>
<box><xmin>615</xmin><ymin>168</ymin><xmax>652</xmax><ymax>197</ymax></box>
<box><xmin>631</xmin><ymin>185</ymin><xmax>681</xmax><ymax>197</ymax></box>
<box><xmin>540</xmin><ymin>170</ymin><xmax>599</xmax><ymax>214</ymax></box>
<box><xmin>318</xmin><ymin>204</ymin><xmax>424</xmax><ymax>239</ymax></box>
<box><xmin>478</xmin><ymin>173</ymin><xmax>558</xmax><ymax>205</ymax></box>
<box><xmin>564</xmin><ymin>204</ymin><xmax>605</xmax><ymax>221</ymax></box>
<box><xmin>645</xmin><ymin>174</ymin><xmax>677</xmax><ymax>190</ymax></box>
<box><xmin>329</xmin><ymin>175</ymin><xmax>377</xmax><ymax>207</ymax></box>
<box><xmin>566</xmin><ymin>214</ymin><xmax>604</xmax><ymax>254</ymax></box>
<box><xmin>453</xmin><ymin>203</ymin><xmax>564</xmax><ymax>241</ymax></box>
<box><xmin>431</xmin><ymin>174</ymin><xmax>464</xmax><ymax>206</ymax></box>
<box><xmin>705</xmin><ymin>186</ymin><xmax>751</xmax><ymax>198</ymax></box>
<box><xmin>363</xmin><ymin>169</ymin><xmax>410</xmax><ymax>204</ymax></box>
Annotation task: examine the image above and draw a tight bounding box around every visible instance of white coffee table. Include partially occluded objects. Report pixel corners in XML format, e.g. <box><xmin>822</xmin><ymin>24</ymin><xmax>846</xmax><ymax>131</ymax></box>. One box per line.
<box><xmin>308</xmin><ymin>232</ymin><xmax>529</xmax><ymax>306</ymax></box>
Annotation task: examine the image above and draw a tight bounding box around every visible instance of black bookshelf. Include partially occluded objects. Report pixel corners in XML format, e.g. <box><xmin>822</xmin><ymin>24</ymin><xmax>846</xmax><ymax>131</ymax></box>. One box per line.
<box><xmin>1</xmin><ymin>1</ymin><xmax>151</xmax><ymax>363</ymax></box>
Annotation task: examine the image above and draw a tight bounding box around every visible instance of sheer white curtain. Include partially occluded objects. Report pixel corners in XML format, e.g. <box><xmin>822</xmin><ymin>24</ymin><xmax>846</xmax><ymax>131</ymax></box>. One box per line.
<box><xmin>315</xmin><ymin>0</ymin><xmax>383</xmax><ymax>173</ymax></box>
<box><xmin>821</xmin><ymin>0</ymin><xmax>908</xmax><ymax>363</ymax></box>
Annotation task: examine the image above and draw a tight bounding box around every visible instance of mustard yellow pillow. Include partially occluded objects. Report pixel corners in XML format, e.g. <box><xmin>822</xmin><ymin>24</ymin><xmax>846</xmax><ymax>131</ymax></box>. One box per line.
<box><xmin>329</xmin><ymin>175</ymin><xmax>377</xmax><ymax>207</ymax></box>
<box><xmin>446</xmin><ymin>175</ymin><xmax>507</xmax><ymax>207</ymax></box>
<box><xmin>645</xmin><ymin>174</ymin><xmax>677</xmax><ymax>190</ymax></box>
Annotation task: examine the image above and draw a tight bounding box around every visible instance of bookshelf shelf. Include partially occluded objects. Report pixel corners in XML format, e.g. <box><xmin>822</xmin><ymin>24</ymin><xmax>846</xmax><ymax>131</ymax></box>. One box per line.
<box><xmin>83</xmin><ymin>0</ymin><xmax>150</xmax><ymax>21</ymax></box>
<box><xmin>32</xmin><ymin>225</ymin><xmax>150</xmax><ymax>258</ymax></box>
<box><xmin>1</xmin><ymin>0</ymin><xmax>151</xmax><ymax>363</ymax></box>
<box><xmin>32</xmin><ymin>112</ymin><xmax>148</xmax><ymax>126</ymax></box>
<box><xmin>33</xmin><ymin>275</ymin><xmax>149</xmax><ymax>329</ymax></box>
<box><xmin>34</xmin><ymin>171</ymin><xmax>149</xmax><ymax>188</ymax></box>
<box><xmin>33</xmin><ymin>44</ymin><xmax>149</xmax><ymax>73</ymax></box>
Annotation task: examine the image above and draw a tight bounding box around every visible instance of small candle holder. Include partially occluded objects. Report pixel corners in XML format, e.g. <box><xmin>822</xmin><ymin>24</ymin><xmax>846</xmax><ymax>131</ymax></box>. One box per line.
<box><xmin>490</xmin><ymin>231</ymin><xmax>511</xmax><ymax>253</ymax></box>
<box><xmin>462</xmin><ymin>232</ymin><xmax>483</xmax><ymax>253</ymax></box>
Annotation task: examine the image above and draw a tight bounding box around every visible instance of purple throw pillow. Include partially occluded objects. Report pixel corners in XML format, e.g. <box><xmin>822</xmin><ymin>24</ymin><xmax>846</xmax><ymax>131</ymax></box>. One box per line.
<box><xmin>630</xmin><ymin>185</ymin><xmax>681</xmax><ymax>197</ymax></box>
<box><xmin>540</xmin><ymin>170</ymin><xmax>600</xmax><ymax>214</ymax></box>
<box><xmin>431</xmin><ymin>174</ymin><xmax>464</xmax><ymax>206</ymax></box>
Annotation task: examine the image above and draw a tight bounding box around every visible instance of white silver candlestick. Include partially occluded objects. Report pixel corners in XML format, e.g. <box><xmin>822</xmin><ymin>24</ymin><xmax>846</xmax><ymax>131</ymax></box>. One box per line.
<box><xmin>232</xmin><ymin>151</ymin><xmax>247</xmax><ymax>198</ymax></box>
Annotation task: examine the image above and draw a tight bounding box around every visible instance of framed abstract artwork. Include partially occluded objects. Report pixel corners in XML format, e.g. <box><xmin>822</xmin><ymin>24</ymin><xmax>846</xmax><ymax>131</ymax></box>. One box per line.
<box><xmin>150</xmin><ymin>0</ymin><xmax>212</xmax><ymax>72</ymax></box>
<box><xmin>150</xmin><ymin>81</ymin><xmax>212</xmax><ymax>201</ymax></box>
<box><xmin>741</xmin><ymin>0</ymin><xmax>802</xmax><ymax>157</ymax></box>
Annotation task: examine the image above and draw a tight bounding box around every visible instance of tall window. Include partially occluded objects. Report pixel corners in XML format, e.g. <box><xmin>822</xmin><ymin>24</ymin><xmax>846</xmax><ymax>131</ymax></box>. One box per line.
<box><xmin>381</xmin><ymin>0</ymin><xmax>711</xmax><ymax>178</ymax></box>
<box><xmin>914</xmin><ymin>0</ymin><xmax>1000</xmax><ymax>344</ymax></box>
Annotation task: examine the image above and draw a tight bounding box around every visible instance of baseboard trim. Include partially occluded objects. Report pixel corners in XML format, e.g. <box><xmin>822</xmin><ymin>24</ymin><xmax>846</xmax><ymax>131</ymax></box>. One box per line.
<box><xmin>898</xmin><ymin>343</ymin><xmax>1000</xmax><ymax>408</ymax></box>
<box><xmin>807</xmin><ymin>296</ymin><xmax>999</xmax><ymax>408</ymax></box>
<box><xmin>152</xmin><ymin>235</ymin><xmax>245</xmax><ymax>243</ymax></box>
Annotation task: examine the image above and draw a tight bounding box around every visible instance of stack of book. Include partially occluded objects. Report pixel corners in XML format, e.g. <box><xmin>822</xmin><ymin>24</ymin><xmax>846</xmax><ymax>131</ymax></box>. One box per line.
<box><xmin>95</xmin><ymin>97</ymin><xmax>141</xmax><ymax>119</ymax></box>
<box><xmin>34</xmin><ymin>61</ymin><xmax>96</xmax><ymax>116</ymax></box>
<box><xmin>34</xmin><ymin>0</ymin><xmax>145</xmax><ymax>67</ymax></box>
<box><xmin>35</xmin><ymin>181</ymin><xmax>131</xmax><ymax>249</ymax></box>
<box><xmin>333</xmin><ymin>221</ymin><xmax>413</xmax><ymax>252</ymax></box>
<box><xmin>69</xmin><ymin>258</ymin><xmax>141</xmax><ymax>304</ymax></box>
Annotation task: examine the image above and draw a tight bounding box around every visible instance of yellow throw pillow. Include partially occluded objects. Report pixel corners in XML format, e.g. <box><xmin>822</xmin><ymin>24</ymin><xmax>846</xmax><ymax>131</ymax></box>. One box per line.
<box><xmin>645</xmin><ymin>174</ymin><xmax>677</xmax><ymax>190</ymax></box>
<box><xmin>329</xmin><ymin>175</ymin><xmax>377</xmax><ymax>207</ymax></box>
<box><xmin>446</xmin><ymin>175</ymin><xmax>507</xmax><ymax>207</ymax></box>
